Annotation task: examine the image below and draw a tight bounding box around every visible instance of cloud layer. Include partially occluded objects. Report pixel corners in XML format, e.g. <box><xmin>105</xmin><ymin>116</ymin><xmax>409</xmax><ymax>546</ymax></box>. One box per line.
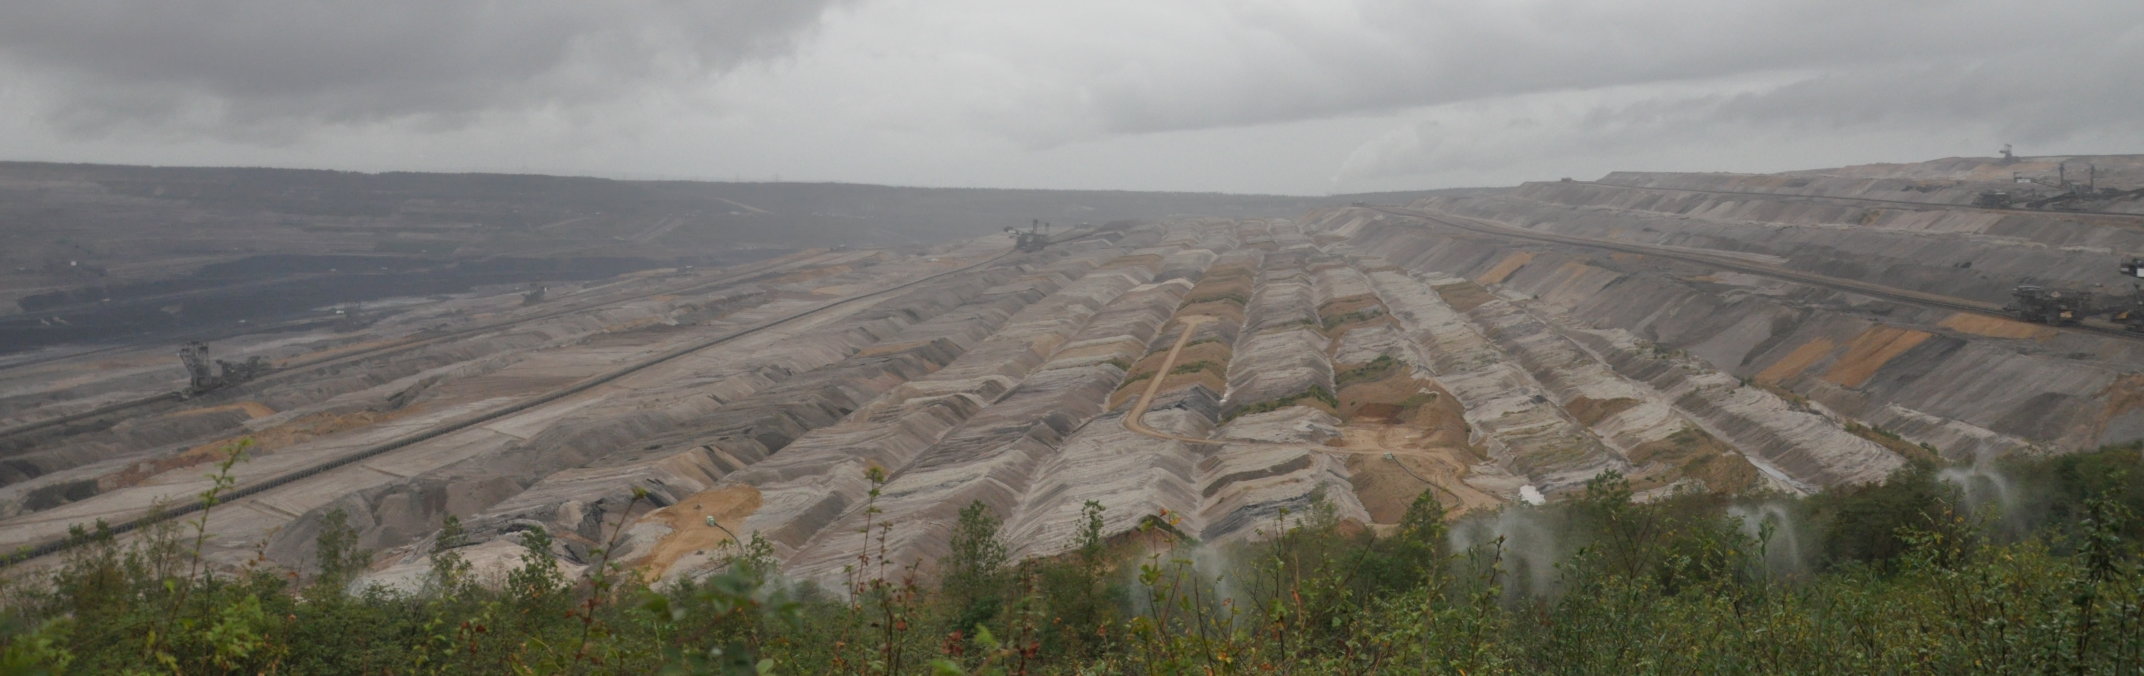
<box><xmin>0</xmin><ymin>1</ymin><xmax>849</xmax><ymax>140</ymax></box>
<box><xmin>1</xmin><ymin>0</ymin><xmax>2138</xmax><ymax>193</ymax></box>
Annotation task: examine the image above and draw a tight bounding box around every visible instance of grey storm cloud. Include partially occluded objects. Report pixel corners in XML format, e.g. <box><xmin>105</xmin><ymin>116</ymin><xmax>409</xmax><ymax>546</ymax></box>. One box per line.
<box><xmin>1326</xmin><ymin>4</ymin><xmax>2144</xmax><ymax>187</ymax></box>
<box><xmin>1</xmin><ymin>0</ymin><xmax>2139</xmax><ymax>193</ymax></box>
<box><xmin>1077</xmin><ymin>0</ymin><xmax>2139</xmax><ymax>136</ymax></box>
<box><xmin>0</xmin><ymin>1</ymin><xmax>851</xmax><ymax>138</ymax></box>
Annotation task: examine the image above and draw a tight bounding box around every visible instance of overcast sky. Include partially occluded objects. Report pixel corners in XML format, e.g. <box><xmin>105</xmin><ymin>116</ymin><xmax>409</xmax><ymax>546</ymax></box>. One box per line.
<box><xmin>2</xmin><ymin>1</ymin><xmax>2140</xmax><ymax>195</ymax></box>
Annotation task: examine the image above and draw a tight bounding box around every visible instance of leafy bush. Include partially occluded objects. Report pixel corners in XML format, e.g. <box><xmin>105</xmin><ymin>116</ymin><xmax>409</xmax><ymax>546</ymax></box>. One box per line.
<box><xmin>1224</xmin><ymin>385</ymin><xmax>1340</xmax><ymax>421</ymax></box>
<box><xmin>5</xmin><ymin>445</ymin><xmax>2144</xmax><ymax>673</ymax></box>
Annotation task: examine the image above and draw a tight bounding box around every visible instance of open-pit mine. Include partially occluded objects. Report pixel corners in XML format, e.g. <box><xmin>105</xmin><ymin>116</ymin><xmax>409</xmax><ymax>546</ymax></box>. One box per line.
<box><xmin>6</xmin><ymin>154</ymin><xmax>2144</xmax><ymax>589</ymax></box>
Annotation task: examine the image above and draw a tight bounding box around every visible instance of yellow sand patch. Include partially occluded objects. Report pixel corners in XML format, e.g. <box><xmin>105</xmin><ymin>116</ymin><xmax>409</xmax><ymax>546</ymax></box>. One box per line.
<box><xmin>1939</xmin><ymin>312</ymin><xmax>2057</xmax><ymax>340</ymax></box>
<box><xmin>636</xmin><ymin>485</ymin><xmax>762</xmax><ymax>581</ymax></box>
<box><xmin>1820</xmin><ymin>326</ymin><xmax>1933</xmax><ymax>388</ymax></box>
<box><xmin>162</xmin><ymin>401</ymin><xmax>277</xmax><ymax>420</ymax></box>
<box><xmin>1475</xmin><ymin>251</ymin><xmax>1535</xmax><ymax>285</ymax></box>
<box><xmin>1755</xmin><ymin>338</ymin><xmax>1837</xmax><ymax>385</ymax></box>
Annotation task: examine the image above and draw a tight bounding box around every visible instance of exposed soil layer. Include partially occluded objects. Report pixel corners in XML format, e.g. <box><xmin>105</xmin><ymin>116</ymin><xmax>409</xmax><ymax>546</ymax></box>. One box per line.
<box><xmin>7</xmin><ymin>156</ymin><xmax>2141</xmax><ymax>586</ymax></box>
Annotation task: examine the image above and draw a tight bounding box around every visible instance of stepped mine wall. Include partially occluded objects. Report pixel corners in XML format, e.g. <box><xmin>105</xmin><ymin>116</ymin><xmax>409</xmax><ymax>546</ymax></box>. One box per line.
<box><xmin>1492</xmin><ymin>177</ymin><xmax>2144</xmax><ymax>301</ymax></box>
<box><xmin>268</xmin><ymin>249</ymin><xmax>1103</xmax><ymax>571</ymax></box>
<box><xmin>1326</xmin><ymin>209</ymin><xmax>2144</xmax><ymax>468</ymax></box>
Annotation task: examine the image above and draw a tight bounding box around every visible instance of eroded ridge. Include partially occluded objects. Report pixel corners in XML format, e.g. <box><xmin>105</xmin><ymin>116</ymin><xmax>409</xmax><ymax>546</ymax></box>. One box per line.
<box><xmin>7</xmin><ymin>202</ymin><xmax>2139</xmax><ymax>586</ymax></box>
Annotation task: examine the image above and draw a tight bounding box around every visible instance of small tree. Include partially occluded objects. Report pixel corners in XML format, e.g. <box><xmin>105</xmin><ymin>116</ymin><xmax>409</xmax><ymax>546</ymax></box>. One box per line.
<box><xmin>309</xmin><ymin>508</ymin><xmax>371</xmax><ymax>598</ymax></box>
<box><xmin>942</xmin><ymin>501</ymin><xmax>1009</xmax><ymax>633</ymax></box>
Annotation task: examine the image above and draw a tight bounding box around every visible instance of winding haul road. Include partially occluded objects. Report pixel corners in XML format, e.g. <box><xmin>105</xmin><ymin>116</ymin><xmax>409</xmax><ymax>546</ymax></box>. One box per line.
<box><xmin>1120</xmin><ymin>315</ymin><xmax>1218</xmax><ymax>445</ymax></box>
<box><xmin>1365</xmin><ymin>205</ymin><xmax>2144</xmax><ymax>343</ymax></box>
<box><xmin>0</xmin><ymin>245</ymin><xmax>1029</xmax><ymax>567</ymax></box>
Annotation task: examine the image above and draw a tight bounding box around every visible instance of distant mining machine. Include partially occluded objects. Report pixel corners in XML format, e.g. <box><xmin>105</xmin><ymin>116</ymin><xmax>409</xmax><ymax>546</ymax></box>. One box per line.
<box><xmin>2008</xmin><ymin>285</ymin><xmax>2087</xmax><ymax>325</ymax></box>
<box><xmin>177</xmin><ymin>341</ymin><xmax>270</xmax><ymax>397</ymax></box>
<box><xmin>1006</xmin><ymin>219</ymin><xmax>1052</xmax><ymax>252</ymax></box>
<box><xmin>2006</xmin><ymin>258</ymin><xmax>2144</xmax><ymax>331</ymax></box>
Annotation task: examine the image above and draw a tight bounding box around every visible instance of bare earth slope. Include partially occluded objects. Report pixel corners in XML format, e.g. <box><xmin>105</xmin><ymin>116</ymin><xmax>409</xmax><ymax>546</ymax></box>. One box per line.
<box><xmin>3</xmin><ymin>155</ymin><xmax>2141</xmax><ymax>589</ymax></box>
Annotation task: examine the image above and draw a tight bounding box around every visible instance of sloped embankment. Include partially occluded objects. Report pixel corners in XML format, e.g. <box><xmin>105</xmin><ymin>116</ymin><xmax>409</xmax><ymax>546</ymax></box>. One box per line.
<box><xmin>1318</xmin><ymin>196</ymin><xmax>2143</xmax><ymax>470</ymax></box>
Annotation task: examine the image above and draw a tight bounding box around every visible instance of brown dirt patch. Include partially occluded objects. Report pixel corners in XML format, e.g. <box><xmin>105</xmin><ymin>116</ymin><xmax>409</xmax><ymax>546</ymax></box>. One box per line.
<box><xmin>1431</xmin><ymin>282</ymin><xmax>1499</xmax><ymax>313</ymax></box>
<box><xmin>104</xmin><ymin>438</ymin><xmax>257</xmax><ymax>491</ymax></box>
<box><xmin>1476</xmin><ymin>251</ymin><xmax>1535</xmax><ymax>285</ymax></box>
<box><xmin>1331</xmin><ymin>424</ymin><xmax>1500</xmax><ymax>522</ymax></box>
<box><xmin>1336</xmin><ymin>373</ymin><xmax>1412</xmax><ymax>420</ymax></box>
<box><xmin>252</xmin><ymin>409</ymin><xmax>422</xmax><ymax>448</ymax></box>
<box><xmin>1820</xmin><ymin>326</ymin><xmax>1932</xmax><ymax>388</ymax></box>
<box><xmin>1352</xmin><ymin>403</ymin><xmax>1404</xmax><ymax>422</ymax></box>
<box><xmin>1335</xmin><ymin>374</ymin><xmax>1472</xmax><ymax>448</ymax></box>
<box><xmin>1628</xmin><ymin>427</ymin><xmax>1758</xmax><ymax>494</ymax></box>
<box><xmin>1755</xmin><ymin>338</ymin><xmax>1837</xmax><ymax>384</ymax></box>
<box><xmin>1565</xmin><ymin>396</ymin><xmax>1641</xmax><ymax>427</ymax></box>
<box><xmin>634</xmin><ymin>485</ymin><xmax>762</xmax><ymax>581</ymax></box>
<box><xmin>1939</xmin><ymin>312</ymin><xmax>2057</xmax><ymax>340</ymax></box>
<box><xmin>106</xmin><ymin>407</ymin><xmax>426</xmax><ymax>490</ymax></box>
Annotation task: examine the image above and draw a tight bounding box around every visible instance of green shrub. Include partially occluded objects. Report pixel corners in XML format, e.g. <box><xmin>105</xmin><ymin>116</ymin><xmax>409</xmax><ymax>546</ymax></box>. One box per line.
<box><xmin>8</xmin><ymin>448</ymin><xmax>2144</xmax><ymax>673</ymax></box>
<box><xmin>1223</xmin><ymin>385</ymin><xmax>1339</xmax><ymax>421</ymax></box>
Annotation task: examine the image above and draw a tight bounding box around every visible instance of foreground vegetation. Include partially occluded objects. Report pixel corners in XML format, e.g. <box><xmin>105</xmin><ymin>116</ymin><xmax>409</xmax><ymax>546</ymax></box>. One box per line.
<box><xmin>4</xmin><ymin>444</ymin><xmax>2143</xmax><ymax>674</ymax></box>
